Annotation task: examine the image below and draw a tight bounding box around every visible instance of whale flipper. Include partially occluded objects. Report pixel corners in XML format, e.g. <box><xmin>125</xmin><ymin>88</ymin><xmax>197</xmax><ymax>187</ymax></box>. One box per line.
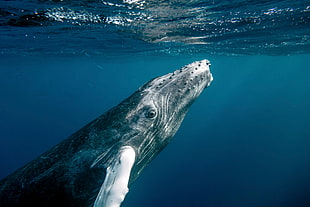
<box><xmin>94</xmin><ymin>146</ymin><xmax>136</xmax><ymax>207</ymax></box>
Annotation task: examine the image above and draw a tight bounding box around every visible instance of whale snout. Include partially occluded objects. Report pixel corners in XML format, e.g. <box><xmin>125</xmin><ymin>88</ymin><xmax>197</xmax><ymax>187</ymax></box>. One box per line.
<box><xmin>180</xmin><ymin>59</ymin><xmax>213</xmax><ymax>91</ymax></box>
<box><xmin>142</xmin><ymin>59</ymin><xmax>213</xmax><ymax>96</ymax></box>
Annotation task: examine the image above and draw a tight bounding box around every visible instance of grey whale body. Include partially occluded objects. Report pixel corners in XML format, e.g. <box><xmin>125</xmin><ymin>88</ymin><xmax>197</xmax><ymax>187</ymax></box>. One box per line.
<box><xmin>0</xmin><ymin>60</ymin><xmax>213</xmax><ymax>207</ymax></box>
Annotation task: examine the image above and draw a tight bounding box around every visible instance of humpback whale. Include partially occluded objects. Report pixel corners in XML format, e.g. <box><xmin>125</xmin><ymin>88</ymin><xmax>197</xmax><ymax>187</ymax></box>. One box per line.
<box><xmin>0</xmin><ymin>60</ymin><xmax>213</xmax><ymax>207</ymax></box>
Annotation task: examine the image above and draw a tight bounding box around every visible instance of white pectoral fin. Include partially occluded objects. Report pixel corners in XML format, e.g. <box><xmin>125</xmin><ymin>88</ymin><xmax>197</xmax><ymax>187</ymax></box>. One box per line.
<box><xmin>94</xmin><ymin>146</ymin><xmax>136</xmax><ymax>207</ymax></box>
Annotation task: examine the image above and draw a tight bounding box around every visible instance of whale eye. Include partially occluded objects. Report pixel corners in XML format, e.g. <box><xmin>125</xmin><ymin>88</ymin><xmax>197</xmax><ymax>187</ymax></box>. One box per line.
<box><xmin>146</xmin><ymin>109</ymin><xmax>157</xmax><ymax>118</ymax></box>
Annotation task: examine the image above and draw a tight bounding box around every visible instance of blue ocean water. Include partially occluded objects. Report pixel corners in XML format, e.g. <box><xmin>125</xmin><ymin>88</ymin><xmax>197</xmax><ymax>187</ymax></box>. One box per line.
<box><xmin>1</xmin><ymin>0</ymin><xmax>310</xmax><ymax>207</ymax></box>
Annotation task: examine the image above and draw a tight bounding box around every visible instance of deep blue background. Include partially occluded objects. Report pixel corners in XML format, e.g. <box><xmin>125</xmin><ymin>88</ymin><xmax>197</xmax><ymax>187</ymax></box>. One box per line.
<box><xmin>0</xmin><ymin>54</ymin><xmax>310</xmax><ymax>207</ymax></box>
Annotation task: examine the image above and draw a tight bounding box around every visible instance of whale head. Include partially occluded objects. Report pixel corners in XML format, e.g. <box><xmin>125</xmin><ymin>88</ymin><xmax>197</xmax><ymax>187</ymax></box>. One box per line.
<box><xmin>89</xmin><ymin>60</ymin><xmax>212</xmax><ymax>183</ymax></box>
<box><xmin>111</xmin><ymin>59</ymin><xmax>213</xmax><ymax>181</ymax></box>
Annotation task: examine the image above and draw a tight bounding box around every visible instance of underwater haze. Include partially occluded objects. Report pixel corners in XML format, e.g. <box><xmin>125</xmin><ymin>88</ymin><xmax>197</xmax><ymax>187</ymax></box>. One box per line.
<box><xmin>1</xmin><ymin>0</ymin><xmax>310</xmax><ymax>207</ymax></box>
